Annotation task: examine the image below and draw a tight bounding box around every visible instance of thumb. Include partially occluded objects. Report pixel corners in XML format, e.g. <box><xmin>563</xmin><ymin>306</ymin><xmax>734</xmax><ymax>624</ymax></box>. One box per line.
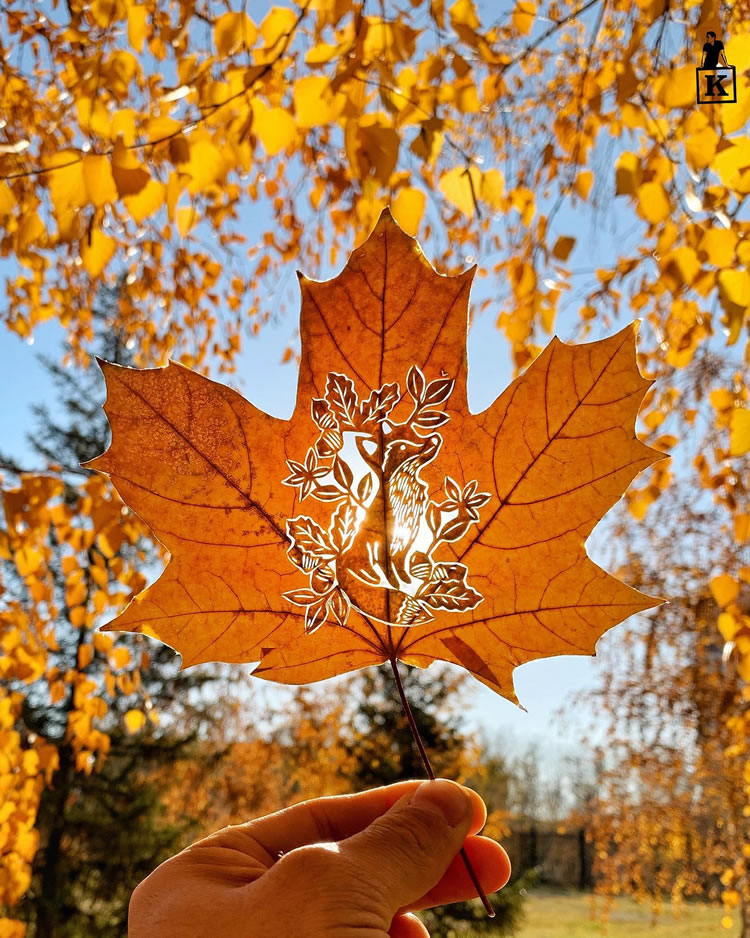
<box><xmin>340</xmin><ymin>779</ymin><xmax>474</xmax><ymax>913</ymax></box>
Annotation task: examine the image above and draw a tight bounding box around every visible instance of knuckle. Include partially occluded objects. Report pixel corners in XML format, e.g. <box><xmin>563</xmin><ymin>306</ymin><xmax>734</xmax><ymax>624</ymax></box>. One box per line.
<box><xmin>394</xmin><ymin>805</ymin><xmax>451</xmax><ymax>852</ymax></box>
<box><xmin>268</xmin><ymin>845</ymin><xmax>386</xmax><ymax>932</ymax></box>
<box><xmin>371</xmin><ymin>809</ymin><xmax>445</xmax><ymax>863</ymax></box>
<box><xmin>275</xmin><ymin>842</ymin><xmax>343</xmax><ymax>881</ymax></box>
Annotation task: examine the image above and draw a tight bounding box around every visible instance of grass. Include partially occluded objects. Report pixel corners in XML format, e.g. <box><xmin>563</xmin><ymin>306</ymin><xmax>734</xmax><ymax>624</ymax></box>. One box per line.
<box><xmin>503</xmin><ymin>889</ymin><xmax>741</xmax><ymax>937</ymax></box>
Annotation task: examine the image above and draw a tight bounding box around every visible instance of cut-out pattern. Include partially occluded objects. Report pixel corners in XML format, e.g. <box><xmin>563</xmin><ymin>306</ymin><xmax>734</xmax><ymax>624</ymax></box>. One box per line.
<box><xmin>283</xmin><ymin>368</ymin><xmax>490</xmax><ymax>630</ymax></box>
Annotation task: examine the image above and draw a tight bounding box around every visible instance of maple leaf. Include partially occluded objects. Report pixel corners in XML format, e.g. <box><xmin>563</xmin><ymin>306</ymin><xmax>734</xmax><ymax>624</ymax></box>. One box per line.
<box><xmin>86</xmin><ymin>211</ymin><xmax>664</xmax><ymax>704</ymax></box>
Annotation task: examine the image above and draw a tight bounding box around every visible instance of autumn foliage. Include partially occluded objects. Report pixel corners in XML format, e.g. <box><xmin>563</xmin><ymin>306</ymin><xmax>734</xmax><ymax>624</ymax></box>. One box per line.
<box><xmin>1</xmin><ymin>0</ymin><xmax>749</xmax><ymax>932</ymax></box>
<box><xmin>0</xmin><ymin>472</ymin><xmax>154</xmax><ymax>919</ymax></box>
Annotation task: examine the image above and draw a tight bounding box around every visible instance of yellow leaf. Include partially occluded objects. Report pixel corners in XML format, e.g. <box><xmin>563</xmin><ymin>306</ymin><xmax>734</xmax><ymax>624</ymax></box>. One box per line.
<box><xmin>126</xmin><ymin>0</ymin><xmax>147</xmax><ymax>52</ymax></box>
<box><xmin>615</xmin><ymin>152</ymin><xmax>641</xmax><ymax>196</ymax></box>
<box><xmin>481</xmin><ymin>168</ymin><xmax>504</xmax><ymax>209</ymax></box>
<box><xmin>83</xmin><ymin>154</ymin><xmax>118</xmax><ymax>206</ymax></box>
<box><xmin>44</xmin><ymin>150</ymin><xmax>86</xmax><ymax>236</ymax></box>
<box><xmin>718</xmin><ymin>612</ymin><xmax>739</xmax><ymax>641</ymax></box>
<box><xmin>81</xmin><ymin>229</ymin><xmax>116</xmax><ymax>276</ymax></box>
<box><xmin>110</xmin><ymin>646</ymin><xmax>131</xmax><ymax>669</ymax></box>
<box><xmin>0</xmin><ymin>181</ymin><xmax>16</xmax><ymax>214</ymax></box>
<box><xmin>78</xmin><ymin>644</ymin><xmax>94</xmax><ymax>669</ymax></box>
<box><xmin>111</xmin><ymin>108</ymin><xmax>137</xmax><ymax>145</ymax></box>
<box><xmin>293</xmin><ymin>76</ymin><xmax>341</xmax><ymax>128</ymax></box>
<box><xmin>711</xmin><ymin>574</ymin><xmax>739</xmax><ymax>608</ymax></box>
<box><xmin>176</xmin><ymin>206</ymin><xmax>197</xmax><ymax>237</ymax></box>
<box><xmin>439</xmin><ymin>165</ymin><xmax>481</xmax><ymax>217</ymax></box>
<box><xmin>711</xmin><ymin>388</ymin><xmax>734</xmax><ymax>412</ymax></box>
<box><xmin>454</xmin><ymin>82</ymin><xmax>480</xmax><ymax>113</ymax></box>
<box><xmin>165</xmin><ymin>171</ymin><xmax>182</xmax><ymax>221</ymax></box>
<box><xmin>628</xmin><ymin>495</ymin><xmax>651</xmax><ymax>521</ymax></box>
<box><xmin>16</xmin><ymin>210</ymin><xmax>45</xmax><ymax>252</ymax></box>
<box><xmin>77</xmin><ymin>96</ymin><xmax>111</xmax><ymax>139</ymax></box>
<box><xmin>183</xmin><ymin>138</ymin><xmax>228</xmax><ymax>194</ymax></box>
<box><xmin>168</xmin><ymin>134</ymin><xmax>190</xmax><ymax>165</ymax></box>
<box><xmin>552</xmin><ymin>236</ymin><xmax>575</xmax><ymax>261</ymax></box>
<box><xmin>93</xmin><ymin>633</ymin><xmax>114</xmax><ymax>653</ymax></box>
<box><xmin>512</xmin><ymin>0</ymin><xmax>536</xmax><ymax>35</ymax></box>
<box><xmin>510</xmin><ymin>187</ymin><xmax>535</xmax><ymax>225</ymax></box>
<box><xmin>260</xmin><ymin>6</ymin><xmax>297</xmax><ymax>47</ymax></box>
<box><xmin>637</xmin><ymin>182</ymin><xmax>670</xmax><ymax>224</ymax></box>
<box><xmin>714</xmin><ymin>136</ymin><xmax>750</xmax><ymax>192</ymax></box>
<box><xmin>718</xmin><ymin>269</ymin><xmax>750</xmax><ymax>312</ymax></box>
<box><xmin>665</xmin><ymin>246</ymin><xmax>699</xmax><ymax>287</ymax></box>
<box><xmin>14</xmin><ymin>546</ymin><xmax>42</xmax><ymax>577</ymax></box>
<box><xmin>685</xmin><ymin>126</ymin><xmax>718</xmax><ymax>170</ymax></box>
<box><xmin>391</xmin><ymin>187</ymin><xmax>426</xmax><ymax>236</ymax></box>
<box><xmin>96</xmin><ymin>525</ymin><xmax>124</xmax><ymax>559</ymax></box>
<box><xmin>721</xmin><ymin>74</ymin><xmax>750</xmax><ymax>136</ymax></box>
<box><xmin>449</xmin><ymin>0</ymin><xmax>480</xmax><ymax>29</ymax></box>
<box><xmin>111</xmin><ymin>138</ymin><xmax>150</xmax><ymax>197</ymax></box>
<box><xmin>124</xmin><ymin>709</ymin><xmax>146</xmax><ymax>733</ymax></box>
<box><xmin>305</xmin><ymin>42</ymin><xmax>338</xmax><ymax>65</ymax></box>
<box><xmin>252</xmin><ymin>99</ymin><xmax>297</xmax><ymax>156</ymax></box>
<box><xmin>730</xmin><ymin>408</ymin><xmax>750</xmax><ymax>456</ymax></box>
<box><xmin>146</xmin><ymin>116</ymin><xmax>182</xmax><ymax>141</ymax></box>
<box><xmin>90</xmin><ymin>0</ymin><xmax>125</xmax><ymax>28</ymax></box>
<box><xmin>699</xmin><ymin>227</ymin><xmax>737</xmax><ymax>268</ymax></box>
<box><xmin>575</xmin><ymin>170</ymin><xmax>593</xmax><ymax>200</ymax></box>
<box><xmin>214</xmin><ymin>11</ymin><xmax>257</xmax><ymax>57</ymax></box>
<box><xmin>726</xmin><ymin>31</ymin><xmax>750</xmax><ymax>68</ymax></box>
<box><xmin>723</xmin><ymin>889</ymin><xmax>742</xmax><ymax>909</ymax></box>
<box><xmin>0</xmin><ymin>921</ymin><xmax>27</xmax><ymax>938</ymax></box>
<box><xmin>362</xmin><ymin>18</ymin><xmax>418</xmax><ymax>62</ymax></box>
<box><xmin>658</xmin><ymin>65</ymin><xmax>695</xmax><ymax>108</ymax></box>
<box><xmin>123</xmin><ymin>179</ymin><xmax>165</xmax><ymax>223</ymax></box>
<box><xmin>346</xmin><ymin>120</ymin><xmax>400</xmax><ymax>185</ymax></box>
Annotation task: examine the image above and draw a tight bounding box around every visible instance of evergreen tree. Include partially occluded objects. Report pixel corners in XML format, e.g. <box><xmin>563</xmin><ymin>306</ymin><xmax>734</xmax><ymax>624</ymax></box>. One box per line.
<box><xmin>348</xmin><ymin>664</ymin><xmax>472</xmax><ymax>787</ymax></box>
<box><xmin>1</xmin><ymin>285</ymin><xmax>225</xmax><ymax>938</ymax></box>
<box><xmin>345</xmin><ymin>664</ymin><xmax>529</xmax><ymax>937</ymax></box>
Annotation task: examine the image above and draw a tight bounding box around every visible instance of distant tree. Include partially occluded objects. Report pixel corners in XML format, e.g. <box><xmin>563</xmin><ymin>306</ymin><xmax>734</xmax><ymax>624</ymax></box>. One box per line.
<box><xmin>344</xmin><ymin>664</ymin><xmax>528</xmax><ymax>936</ymax></box>
<box><xmin>346</xmin><ymin>664</ymin><xmax>476</xmax><ymax>787</ymax></box>
<box><xmin>0</xmin><ymin>285</ymin><xmax>226</xmax><ymax>938</ymax></box>
<box><xmin>583</xmin><ymin>490</ymin><xmax>749</xmax><ymax>934</ymax></box>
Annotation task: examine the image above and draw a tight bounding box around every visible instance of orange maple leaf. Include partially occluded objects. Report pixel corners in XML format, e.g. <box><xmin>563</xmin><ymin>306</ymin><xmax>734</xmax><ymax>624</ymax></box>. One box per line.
<box><xmin>87</xmin><ymin>211</ymin><xmax>663</xmax><ymax>704</ymax></box>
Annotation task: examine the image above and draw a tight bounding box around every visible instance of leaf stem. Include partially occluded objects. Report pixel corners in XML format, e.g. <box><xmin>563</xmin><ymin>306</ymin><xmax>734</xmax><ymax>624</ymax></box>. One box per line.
<box><xmin>388</xmin><ymin>656</ymin><xmax>495</xmax><ymax>918</ymax></box>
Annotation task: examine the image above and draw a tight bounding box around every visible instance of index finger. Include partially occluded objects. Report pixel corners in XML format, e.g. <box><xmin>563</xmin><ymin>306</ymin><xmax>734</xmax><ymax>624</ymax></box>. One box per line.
<box><xmin>196</xmin><ymin>780</ymin><xmax>487</xmax><ymax>865</ymax></box>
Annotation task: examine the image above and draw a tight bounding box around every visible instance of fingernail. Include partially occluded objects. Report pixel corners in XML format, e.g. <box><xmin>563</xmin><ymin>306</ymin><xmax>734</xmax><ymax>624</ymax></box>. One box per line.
<box><xmin>411</xmin><ymin>779</ymin><xmax>472</xmax><ymax>827</ymax></box>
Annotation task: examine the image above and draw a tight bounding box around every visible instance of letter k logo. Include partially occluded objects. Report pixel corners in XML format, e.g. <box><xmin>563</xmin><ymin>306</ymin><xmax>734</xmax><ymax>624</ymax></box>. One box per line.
<box><xmin>705</xmin><ymin>73</ymin><xmax>729</xmax><ymax>96</ymax></box>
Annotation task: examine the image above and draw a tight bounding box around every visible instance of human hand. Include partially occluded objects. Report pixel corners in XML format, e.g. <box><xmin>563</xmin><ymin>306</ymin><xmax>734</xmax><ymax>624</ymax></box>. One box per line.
<box><xmin>128</xmin><ymin>779</ymin><xmax>511</xmax><ymax>938</ymax></box>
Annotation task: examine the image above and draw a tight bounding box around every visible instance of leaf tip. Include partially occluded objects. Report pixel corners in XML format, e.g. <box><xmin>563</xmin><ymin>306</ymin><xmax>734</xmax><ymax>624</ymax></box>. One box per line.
<box><xmin>95</xmin><ymin>356</ymin><xmax>120</xmax><ymax>377</ymax></box>
<box><xmin>376</xmin><ymin>204</ymin><xmax>395</xmax><ymax>226</ymax></box>
<box><xmin>82</xmin><ymin>453</ymin><xmax>109</xmax><ymax>473</ymax></box>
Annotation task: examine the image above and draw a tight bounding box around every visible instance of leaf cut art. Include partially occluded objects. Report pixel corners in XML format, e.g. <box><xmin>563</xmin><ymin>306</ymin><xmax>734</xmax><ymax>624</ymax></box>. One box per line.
<box><xmin>87</xmin><ymin>211</ymin><xmax>664</xmax><ymax>705</ymax></box>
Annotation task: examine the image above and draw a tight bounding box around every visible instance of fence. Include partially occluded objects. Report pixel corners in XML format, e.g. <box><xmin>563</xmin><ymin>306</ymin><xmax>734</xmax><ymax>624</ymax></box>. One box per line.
<box><xmin>503</xmin><ymin>823</ymin><xmax>594</xmax><ymax>889</ymax></box>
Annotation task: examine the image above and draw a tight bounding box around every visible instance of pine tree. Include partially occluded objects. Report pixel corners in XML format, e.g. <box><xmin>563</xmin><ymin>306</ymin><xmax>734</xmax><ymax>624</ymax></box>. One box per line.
<box><xmin>345</xmin><ymin>664</ymin><xmax>529</xmax><ymax>937</ymax></box>
<box><xmin>347</xmin><ymin>664</ymin><xmax>473</xmax><ymax>786</ymax></box>
<box><xmin>1</xmin><ymin>285</ymin><xmax>225</xmax><ymax>938</ymax></box>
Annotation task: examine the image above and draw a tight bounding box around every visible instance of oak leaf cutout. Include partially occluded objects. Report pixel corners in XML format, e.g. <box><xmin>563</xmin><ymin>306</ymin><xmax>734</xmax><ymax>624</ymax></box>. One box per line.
<box><xmin>86</xmin><ymin>210</ymin><xmax>664</xmax><ymax>704</ymax></box>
